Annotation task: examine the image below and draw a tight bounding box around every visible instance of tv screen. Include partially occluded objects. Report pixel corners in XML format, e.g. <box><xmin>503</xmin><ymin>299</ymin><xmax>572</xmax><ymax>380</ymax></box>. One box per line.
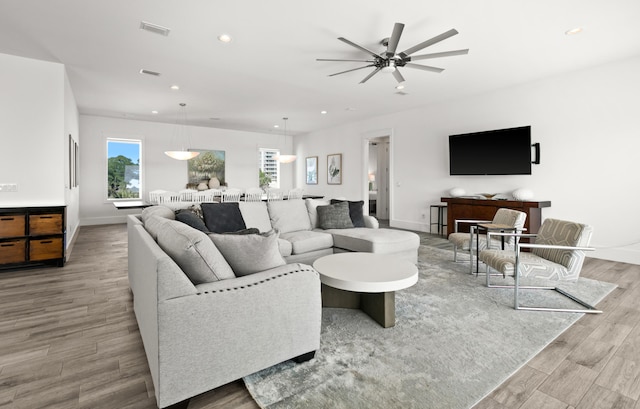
<box><xmin>449</xmin><ymin>126</ymin><xmax>533</xmax><ymax>175</ymax></box>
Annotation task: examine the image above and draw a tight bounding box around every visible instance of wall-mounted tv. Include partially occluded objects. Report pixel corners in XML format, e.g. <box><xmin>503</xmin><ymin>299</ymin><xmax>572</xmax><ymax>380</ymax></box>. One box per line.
<box><xmin>449</xmin><ymin>126</ymin><xmax>539</xmax><ymax>175</ymax></box>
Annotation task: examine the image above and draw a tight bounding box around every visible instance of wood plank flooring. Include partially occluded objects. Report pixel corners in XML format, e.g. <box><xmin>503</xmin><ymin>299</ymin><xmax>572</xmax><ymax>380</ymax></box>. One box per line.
<box><xmin>0</xmin><ymin>223</ymin><xmax>638</xmax><ymax>409</ymax></box>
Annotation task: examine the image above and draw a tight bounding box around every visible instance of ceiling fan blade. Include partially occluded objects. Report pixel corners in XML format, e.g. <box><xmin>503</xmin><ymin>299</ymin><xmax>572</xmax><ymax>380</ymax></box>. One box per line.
<box><xmin>360</xmin><ymin>67</ymin><xmax>383</xmax><ymax>84</ymax></box>
<box><xmin>385</xmin><ymin>22</ymin><xmax>405</xmax><ymax>57</ymax></box>
<box><xmin>404</xmin><ymin>63</ymin><xmax>444</xmax><ymax>73</ymax></box>
<box><xmin>317</xmin><ymin>58</ymin><xmax>375</xmax><ymax>62</ymax></box>
<box><xmin>338</xmin><ymin>37</ymin><xmax>381</xmax><ymax>58</ymax></box>
<box><xmin>399</xmin><ymin>28</ymin><xmax>459</xmax><ymax>58</ymax></box>
<box><xmin>328</xmin><ymin>64</ymin><xmax>376</xmax><ymax>77</ymax></box>
<box><xmin>409</xmin><ymin>49</ymin><xmax>469</xmax><ymax>61</ymax></box>
<box><xmin>392</xmin><ymin>68</ymin><xmax>405</xmax><ymax>83</ymax></box>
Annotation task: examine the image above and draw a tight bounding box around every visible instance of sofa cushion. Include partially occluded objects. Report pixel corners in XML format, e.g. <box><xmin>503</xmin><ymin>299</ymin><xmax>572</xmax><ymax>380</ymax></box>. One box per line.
<box><xmin>280</xmin><ymin>230</ymin><xmax>334</xmax><ymax>255</ymax></box>
<box><xmin>141</xmin><ymin>205</ymin><xmax>175</xmax><ymax>224</ymax></box>
<box><xmin>267</xmin><ymin>200</ymin><xmax>311</xmax><ymax>233</ymax></box>
<box><xmin>238</xmin><ymin>201</ymin><xmax>272</xmax><ymax>233</ymax></box>
<box><xmin>317</xmin><ymin>201</ymin><xmax>354</xmax><ymax>229</ymax></box>
<box><xmin>153</xmin><ymin>217</ymin><xmax>235</xmax><ymax>284</ymax></box>
<box><xmin>326</xmin><ymin>227</ymin><xmax>420</xmax><ymax>254</ymax></box>
<box><xmin>175</xmin><ymin>210</ymin><xmax>209</xmax><ymax>233</ymax></box>
<box><xmin>330</xmin><ymin>199</ymin><xmax>366</xmax><ymax>227</ymax></box>
<box><xmin>209</xmin><ymin>230</ymin><xmax>286</xmax><ymax>276</ymax></box>
<box><xmin>201</xmin><ymin>202</ymin><xmax>247</xmax><ymax>233</ymax></box>
<box><xmin>305</xmin><ymin>198</ymin><xmax>331</xmax><ymax>229</ymax></box>
<box><xmin>278</xmin><ymin>238</ymin><xmax>293</xmax><ymax>257</ymax></box>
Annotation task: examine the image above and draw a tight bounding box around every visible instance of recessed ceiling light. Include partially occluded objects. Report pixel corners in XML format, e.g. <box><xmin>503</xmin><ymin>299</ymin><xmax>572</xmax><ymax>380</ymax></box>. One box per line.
<box><xmin>218</xmin><ymin>34</ymin><xmax>232</xmax><ymax>43</ymax></box>
<box><xmin>395</xmin><ymin>83</ymin><xmax>405</xmax><ymax>90</ymax></box>
<box><xmin>320</xmin><ymin>110</ymin><xmax>328</xmax><ymax>115</ymax></box>
<box><xmin>170</xmin><ymin>85</ymin><xmax>180</xmax><ymax>90</ymax></box>
<box><xmin>151</xmin><ymin>110</ymin><xmax>158</xmax><ymax>114</ymax></box>
<box><xmin>565</xmin><ymin>27</ymin><xmax>583</xmax><ymax>35</ymax></box>
<box><xmin>273</xmin><ymin>124</ymin><xmax>280</xmax><ymax>128</ymax></box>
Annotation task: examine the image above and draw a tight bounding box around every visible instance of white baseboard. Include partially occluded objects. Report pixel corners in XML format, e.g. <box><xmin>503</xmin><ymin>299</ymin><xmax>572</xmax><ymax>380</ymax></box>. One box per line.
<box><xmin>390</xmin><ymin>219</ymin><xmax>431</xmax><ymax>233</ymax></box>
<box><xmin>80</xmin><ymin>216</ymin><xmax>128</xmax><ymax>226</ymax></box>
<box><xmin>591</xmin><ymin>248</ymin><xmax>640</xmax><ymax>265</ymax></box>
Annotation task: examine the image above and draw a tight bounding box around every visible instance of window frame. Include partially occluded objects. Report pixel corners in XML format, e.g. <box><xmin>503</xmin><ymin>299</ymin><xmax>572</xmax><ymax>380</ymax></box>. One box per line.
<box><xmin>258</xmin><ymin>148</ymin><xmax>280</xmax><ymax>189</ymax></box>
<box><xmin>106</xmin><ymin>137</ymin><xmax>143</xmax><ymax>201</ymax></box>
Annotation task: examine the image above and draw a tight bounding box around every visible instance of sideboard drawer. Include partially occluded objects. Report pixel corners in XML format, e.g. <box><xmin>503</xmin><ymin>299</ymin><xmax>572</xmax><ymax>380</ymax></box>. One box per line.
<box><xmin>29</xmin><ymin>237</ymin><xmax>63</xmax><ymax>261</ymax></box>
<box><xmin>30</xmin><ymin>214</ymin><xmax>63</xmax><ymax>236</ymax></box>
<box><xmin>0</xmin><ymin>239</ymin><xmax>27</xmax><ymax>264</ymax></box>
<box><xmin>0</xmin><ymin>215</ymin><xmax>26</xmax><ymax>238</ymax></box>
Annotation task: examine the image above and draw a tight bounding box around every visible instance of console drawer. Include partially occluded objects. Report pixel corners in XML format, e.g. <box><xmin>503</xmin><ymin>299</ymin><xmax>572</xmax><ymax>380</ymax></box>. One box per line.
<box><xmin>30</xmin><ymin>214</ymin><xmax>63</xmax><ymax>235</ymax></box>
<box><xmin>30</xmin><ymin>237</ymin><xmax>63</xmax><ymax>261</ymax></box>
<box><xmin>0</xmin><ymin>215</ymin><xmax>26</xmax><ymax>238</ymax></box>
<box><xmin>0</xmin><ymin>239</ymin><xmax>27</xmax><ymax>264</ymax></box>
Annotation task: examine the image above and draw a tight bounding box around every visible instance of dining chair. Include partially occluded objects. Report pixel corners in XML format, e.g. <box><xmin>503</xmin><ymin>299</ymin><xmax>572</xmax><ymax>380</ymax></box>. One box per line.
<box><xmin>221</xmin><ymin>188</ymin><xmax>242</xmax><ymax>203</ymax></box>
<box><xmin>244</xmin><ymin>187</ymin><xmax>264</xmax><ymax>202</ymax></box>
<box><xmin>287</xmin><ymin>188</ymin><xmax>304</xmax><ymax>200</ymax></box>
<box><xmin>266</xmin><ymin>189</ymin><xmax>284</xmax><ymax>201</ymax></box>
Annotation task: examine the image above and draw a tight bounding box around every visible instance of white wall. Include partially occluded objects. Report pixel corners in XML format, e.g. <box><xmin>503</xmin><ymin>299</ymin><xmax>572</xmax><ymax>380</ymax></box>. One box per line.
<box><xmin>0</xmin><ymin>53</ymin><xmax>66</xmax><ymax>206</ymax></box>
<box><xmin>295</xmin><ymin>55</ymin><xmax>640</xmax><ymax>265</ymax></box>
<box><xmin>64</xmin><ymin>71</ymin><xmax>80</xmax><ymax>244</ymax></box>
<box><xmin>79</xmin><ymin>115</ymin><xmax>295</xmax><ymax>225</ymax></box>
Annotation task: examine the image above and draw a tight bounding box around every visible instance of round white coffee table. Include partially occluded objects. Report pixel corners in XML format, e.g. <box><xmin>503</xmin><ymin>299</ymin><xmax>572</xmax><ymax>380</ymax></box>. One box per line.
<box><xmin>313</xmin><ymin>253</ymin><xmax>418</xmax><ymax>328</ymax></box>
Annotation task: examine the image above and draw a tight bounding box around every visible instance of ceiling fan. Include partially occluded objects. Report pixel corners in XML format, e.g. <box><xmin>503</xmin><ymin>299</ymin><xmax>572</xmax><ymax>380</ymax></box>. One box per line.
<box><xmin>317</xmin><ymin>22</ymin><xmax>468</xmax><ymax>85</ymax></box>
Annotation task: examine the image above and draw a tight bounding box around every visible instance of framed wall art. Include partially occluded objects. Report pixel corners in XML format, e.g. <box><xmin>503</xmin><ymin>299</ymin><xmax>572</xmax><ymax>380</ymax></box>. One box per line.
<box><xmin>306</xmin><ymin>156</ymin><xmax>318</xmax><ymax>185</ymax></box>
<box><xmin>187</xmin><ymin>149</ymin><xmax>226</xmax><ymax>189</ymax></box>
<box><xmin>327</xmin><ymin>153</ymin><xmax>342</xmax><ymax>185</ymax></box>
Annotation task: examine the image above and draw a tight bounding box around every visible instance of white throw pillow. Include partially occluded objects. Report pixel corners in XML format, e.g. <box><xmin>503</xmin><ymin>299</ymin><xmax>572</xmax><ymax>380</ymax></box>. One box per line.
<box><xmin>267</xmin><ymin>200</ymin><xmax>312</xmax><ymax>233</ymax></box>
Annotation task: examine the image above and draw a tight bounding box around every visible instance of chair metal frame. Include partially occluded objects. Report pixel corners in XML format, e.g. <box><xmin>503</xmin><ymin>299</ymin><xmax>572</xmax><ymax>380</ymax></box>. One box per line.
<box><xmin>484</xmin><ymin>231</ymin><xmax>601</xmax><ymax>314</ymax></box>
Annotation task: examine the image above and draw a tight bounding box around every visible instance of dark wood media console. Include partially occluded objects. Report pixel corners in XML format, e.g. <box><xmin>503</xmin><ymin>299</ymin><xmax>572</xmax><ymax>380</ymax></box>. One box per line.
<box><xmin>440</xmin><ymin>197</ymin><xmax>551</xmax><ymax>236</ymax></box>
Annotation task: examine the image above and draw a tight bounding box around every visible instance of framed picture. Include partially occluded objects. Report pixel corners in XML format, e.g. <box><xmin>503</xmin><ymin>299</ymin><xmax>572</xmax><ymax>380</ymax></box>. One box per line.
<box><xmin>305</xmin><ymin>156</ymin><xmax>318</xmax><ymax>185</ymax></box>
<box><xmin>187</xmin><ymin>150</ymin><xmax>226</xmax><ymax>188</ymax></box>
<box><xmin>327</xmin><ymin>153</ymin><xmax>342</xmax><ymax>185</ymax></box>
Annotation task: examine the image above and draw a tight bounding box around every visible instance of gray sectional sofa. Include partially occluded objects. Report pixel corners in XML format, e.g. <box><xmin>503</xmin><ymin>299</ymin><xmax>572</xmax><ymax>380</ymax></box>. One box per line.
<box><xmin>127</xmin><ymin>198</ymin><xmax>419</xmax><ymax>408</ymax></box>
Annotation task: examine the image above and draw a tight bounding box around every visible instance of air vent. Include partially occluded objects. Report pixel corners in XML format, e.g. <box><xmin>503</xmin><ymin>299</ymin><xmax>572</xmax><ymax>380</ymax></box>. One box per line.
<box><xmin>140</xmin><ymin>21</ymin><xmax>171</xmax><ymax>36</ymax></box>
<box><xmin>139</xmin><ymin>69</ymin><xmax>161</xmax><ymax>76</ymax></box>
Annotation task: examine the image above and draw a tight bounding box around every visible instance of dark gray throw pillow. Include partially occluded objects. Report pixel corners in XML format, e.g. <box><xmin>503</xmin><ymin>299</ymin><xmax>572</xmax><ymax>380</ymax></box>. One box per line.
<box><xmin>317</xmin><ymin>201</ymin><xmax>354</xmax><ymax>229</ymax></box>
<box><xmin>175</xmin><ymin>210</ymin><xmax>209</xmax><ymax>232</ymax></box>
<box><xmin>201</xmin><ymin>202</ymin><xmax>247</xmax><ymax>233</ymax></box>
<box><xmin>330</xmin><ymin>199</ymin><xmax>366</xmax><ymax>227</ymax></box>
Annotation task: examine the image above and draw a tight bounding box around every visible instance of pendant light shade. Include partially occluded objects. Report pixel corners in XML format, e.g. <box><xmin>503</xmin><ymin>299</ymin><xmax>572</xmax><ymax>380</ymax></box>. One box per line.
<box><xmin>274</xmin><ymin>117</ymin><xmax>296</xmax><ymax>163</ymax></box>
<box><xmin>165</xmin><ymin>103</ymin><xmax>200</xmax><ymax>160</ymax></box>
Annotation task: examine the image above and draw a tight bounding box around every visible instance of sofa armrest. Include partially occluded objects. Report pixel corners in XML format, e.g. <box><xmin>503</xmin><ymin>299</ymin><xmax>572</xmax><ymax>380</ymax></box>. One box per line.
<box><xmin>363</xmin><ymin>215</ymin><xmax>379</xmax><ymax>229</ymax></box>
<box><xmin>154</xmin><ymin>263</ymin><xmax>321</xmax><ymax>407</ymax></box>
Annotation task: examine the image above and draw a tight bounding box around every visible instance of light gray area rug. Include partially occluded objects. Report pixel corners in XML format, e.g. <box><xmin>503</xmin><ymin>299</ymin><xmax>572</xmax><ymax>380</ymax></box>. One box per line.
<box><xmin>244</xmin><ymin>246</ymin><xmax>616</xmax><ymax>409</ymax></box>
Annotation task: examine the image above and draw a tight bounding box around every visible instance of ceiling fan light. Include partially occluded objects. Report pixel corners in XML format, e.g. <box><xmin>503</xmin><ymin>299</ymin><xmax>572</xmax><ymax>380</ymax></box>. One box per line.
<box><xmin>381</xmin><ymin>60</ymin><xmax>396</xmax><ymax>73</ymax></box>
<box><xmin>395</xmin><ymin>82</ymin><xmax>406</xmax><ymax>90</ymax></box>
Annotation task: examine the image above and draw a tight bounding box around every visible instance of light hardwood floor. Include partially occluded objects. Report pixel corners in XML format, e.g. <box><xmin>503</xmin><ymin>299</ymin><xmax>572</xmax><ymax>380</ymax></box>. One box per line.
<box><xmin>0</xmin><ymin>224</ymin><xmax>638</xmax><ymax>408</ymax></box>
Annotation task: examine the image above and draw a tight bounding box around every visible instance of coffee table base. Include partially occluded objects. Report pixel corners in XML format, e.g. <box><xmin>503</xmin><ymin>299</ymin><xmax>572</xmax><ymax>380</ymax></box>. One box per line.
<box><xmin>321</xmin><ymin>284</ymin><xmax>396</xmax><ymax>328</ymax></box>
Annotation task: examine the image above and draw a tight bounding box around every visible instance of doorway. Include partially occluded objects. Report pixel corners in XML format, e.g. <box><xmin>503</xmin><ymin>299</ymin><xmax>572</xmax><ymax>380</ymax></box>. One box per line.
<box><xmin>367</xmin><ymin>137</ymin><xmax>390</xmax><ymax>221</ymax></box>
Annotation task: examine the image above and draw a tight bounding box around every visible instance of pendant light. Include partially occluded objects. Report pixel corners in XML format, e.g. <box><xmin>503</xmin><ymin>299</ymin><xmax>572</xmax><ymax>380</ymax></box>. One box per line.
<box><xmin>165</xmin><ymin>103</ymin><xmax>200</xmax><ymax>160</ymax></box>
<box><xmin>274</xmin><ymin>117</ymin><xmax>297</xmax><ymax>163</ymax></box>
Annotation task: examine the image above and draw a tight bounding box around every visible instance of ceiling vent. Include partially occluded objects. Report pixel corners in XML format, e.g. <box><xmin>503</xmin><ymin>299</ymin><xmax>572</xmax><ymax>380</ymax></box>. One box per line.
<box><xmin>139</xmin><ymin>69</ymin><xmax>161</xmax><ymax>76</ymax></box>
<box><xmin>139</xmin><ymin>21</ymin><xmax>171</xmax><ymax>36</ymax></box>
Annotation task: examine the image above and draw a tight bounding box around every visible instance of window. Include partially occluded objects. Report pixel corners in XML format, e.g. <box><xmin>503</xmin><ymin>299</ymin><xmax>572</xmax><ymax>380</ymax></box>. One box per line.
<box><xmin>107</xmin><ymin>138</ymin><xmax>141</xmax><ymax>200</ymax></box>
<box><xmin>259</xmin><ymin>148</ymin><xmax>280</xmax><ymax>188</ymax></box>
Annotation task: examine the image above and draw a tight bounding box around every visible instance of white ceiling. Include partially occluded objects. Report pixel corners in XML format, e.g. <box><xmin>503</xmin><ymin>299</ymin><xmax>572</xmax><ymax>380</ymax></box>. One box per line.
<box><xmin>1</xmin><ymin>0</ymin><xmax>639</xmax><ymax>136</ymax></box>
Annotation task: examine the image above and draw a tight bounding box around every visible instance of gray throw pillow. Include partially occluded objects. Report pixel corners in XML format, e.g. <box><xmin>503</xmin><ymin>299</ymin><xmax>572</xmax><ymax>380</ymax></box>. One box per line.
<box><xmin>141</xmin><ymin>205</ymin><xmax>175</xmax><ymax>224</ymax></box>
<box><xmin>209</xmin><ymin>230</ymin><xmax>286</xmax><ymax>276</ymax></box>
<box><xmin>156</xmin><ymin>219</ymin><xmax>235</xmax><ymax>284</ymax></box>
<box><xmin>176</xmin><ymin>210</ymin><xmax>209</xmax><ymax>232</ymax></box>
<box><xmin>330</xmin><ymin>199</ymin><xmax>366</xmax><ymax>227</ymax></box>
<box><xmin>317</xmin><ymin>201</ymin><xmax>354</xmax><ymax>229</ymax></box>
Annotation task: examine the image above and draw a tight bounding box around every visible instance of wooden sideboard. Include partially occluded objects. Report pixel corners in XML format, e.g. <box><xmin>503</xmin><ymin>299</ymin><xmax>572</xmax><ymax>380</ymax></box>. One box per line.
<box><xmin>440</xmin><ymin>197</ymin><xmax>551</xmax><ymax>235</ymax></box>
<box><xmin>0</xmin><ymin>206</ymin><xmax>66</xmax><ymax>270</ymax></box>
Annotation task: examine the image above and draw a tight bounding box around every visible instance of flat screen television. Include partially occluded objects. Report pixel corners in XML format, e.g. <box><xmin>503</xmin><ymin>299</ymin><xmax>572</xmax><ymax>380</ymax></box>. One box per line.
<box><xmin>449</xmin><ymin>126</ymin><xmax>538</xmax><ymax>175</ymax></box>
